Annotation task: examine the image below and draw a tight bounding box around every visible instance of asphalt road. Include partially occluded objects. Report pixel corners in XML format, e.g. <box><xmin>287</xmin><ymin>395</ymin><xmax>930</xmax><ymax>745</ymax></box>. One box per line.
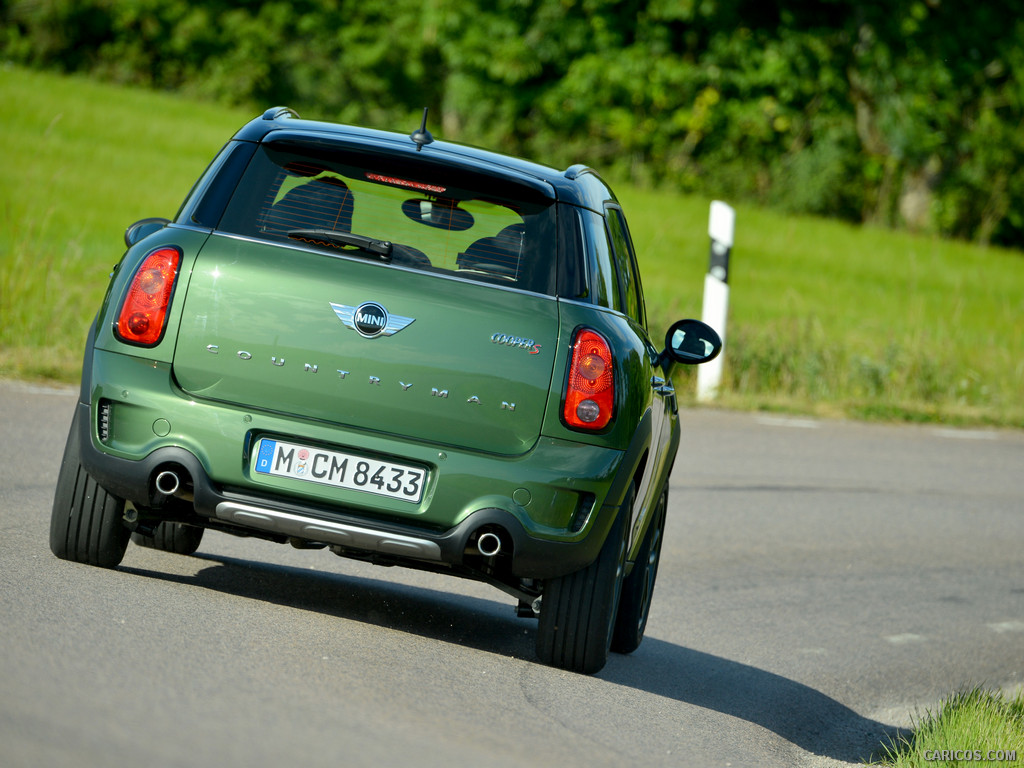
<box><xmin>1</xmin><ymin>380</ymin><xmax>1021</xmax><ymax>768</ymax></box>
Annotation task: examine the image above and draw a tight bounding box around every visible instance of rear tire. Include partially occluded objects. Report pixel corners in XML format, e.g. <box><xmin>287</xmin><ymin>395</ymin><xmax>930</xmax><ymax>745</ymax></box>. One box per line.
<box><xmin>132</xmin><ymin>522</ymin><xmax>204</xmax><ymax>555</ymax></box>
<box><xmin>49</xmin><ymin>410</ymin><xmax>130</xmax><ymax>568</ymax></box>
<box><xmin>611</xmin><ymin>487</ymin><xmax>667</xmax><ymax>654</ymax></box>
<box><xmin>535</xmin><ymin>489</ymin><xmax>631</xmax><ymax>675</ymax></box>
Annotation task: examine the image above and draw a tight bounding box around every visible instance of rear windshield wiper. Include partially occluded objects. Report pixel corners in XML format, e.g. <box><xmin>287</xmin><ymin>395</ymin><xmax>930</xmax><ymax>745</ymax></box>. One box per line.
<box><xmin>288</xmin><ymin>229</ymin><xmax>393</xmax><ymax>263</ymax></box>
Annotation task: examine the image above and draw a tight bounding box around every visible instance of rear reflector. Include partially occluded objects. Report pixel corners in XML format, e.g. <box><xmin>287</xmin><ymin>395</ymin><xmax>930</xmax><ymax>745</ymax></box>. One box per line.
<box><xmin>98</xmin><ymin>399</ymin><xmax>112</xmax><ymax>442</ymax></box>
<box><xmin>114</xmin><ymin>246</ymin><xmax>182</xmax><ymax>346</ymax></box>
<box><xmin>563</xmin><ymin>328</ymin><xmax>615</xmax><ymax>430</ymax></box>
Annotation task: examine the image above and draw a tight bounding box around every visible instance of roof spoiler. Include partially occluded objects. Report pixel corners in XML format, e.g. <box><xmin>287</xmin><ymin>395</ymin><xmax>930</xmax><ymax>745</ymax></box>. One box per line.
<box><xmin>262</xmin><ymin>106</ymin><xmax>300</xmax><ymax>121</ymax></box>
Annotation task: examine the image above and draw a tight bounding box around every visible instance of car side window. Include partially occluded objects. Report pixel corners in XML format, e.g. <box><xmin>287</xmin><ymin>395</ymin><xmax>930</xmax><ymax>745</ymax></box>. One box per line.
<box><xmin>605</xmin><ymin>205</ymin><xmax>646</xmax><ymax>329</ymax></box>
<box><xmin>576</xmin><ymin>207</ymin><xmax>620</xmax><ymax>310</ymax></box>
<box><xmin>174</xmin><ymin>141</ymin><xmax>256</xmax><ymax>228</ymax></box>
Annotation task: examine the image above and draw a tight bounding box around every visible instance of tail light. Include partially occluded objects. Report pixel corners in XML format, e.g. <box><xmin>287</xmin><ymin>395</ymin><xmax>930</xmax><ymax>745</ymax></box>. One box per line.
<box><xmin>114</xmin><ymin>246</ymin><xmax>182</xmax><ymax>346</ymax></box>
<box><xmin>563</xmin><ymin>328</ymin><xmax>615</xmax><ymax>431</ymax></box>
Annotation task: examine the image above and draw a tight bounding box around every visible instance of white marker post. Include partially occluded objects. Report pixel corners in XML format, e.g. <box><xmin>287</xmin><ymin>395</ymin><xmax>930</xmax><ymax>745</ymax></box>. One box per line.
<box><xmin>697</xmin><ymin>201</ymin><xmax>735</xmax><ymax>403</ymax></box>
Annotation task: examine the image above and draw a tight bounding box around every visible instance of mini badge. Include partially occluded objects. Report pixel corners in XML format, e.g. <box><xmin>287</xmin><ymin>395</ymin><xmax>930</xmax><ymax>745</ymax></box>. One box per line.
<box><xmin>331</xmin><ymin>302</ymin><xmax>415</xmax><ymax>338</ymax></box>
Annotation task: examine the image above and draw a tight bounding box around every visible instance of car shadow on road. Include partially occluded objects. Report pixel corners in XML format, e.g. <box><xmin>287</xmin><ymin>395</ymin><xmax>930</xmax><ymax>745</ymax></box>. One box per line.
<box><xmin>120</xmin><ymin>550</ymin><xmax>907</xmax><ymax>764</ymax></box>
<box><xmin>602</xmin><ymin>640</ymin><xmax>909</xmax><ymax>764</ymax></box>
<box><xmin>119</xmin><ymin>550</ymin><xmax>539</xmax><ymax>656</ymax></box>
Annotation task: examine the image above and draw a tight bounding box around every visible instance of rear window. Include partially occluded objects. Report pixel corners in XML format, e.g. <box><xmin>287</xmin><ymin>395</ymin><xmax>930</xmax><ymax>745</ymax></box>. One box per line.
<box><xmin>218</xmin><ymin>141</ymin><xmax>557</xmax><ymax>294</ymax></box>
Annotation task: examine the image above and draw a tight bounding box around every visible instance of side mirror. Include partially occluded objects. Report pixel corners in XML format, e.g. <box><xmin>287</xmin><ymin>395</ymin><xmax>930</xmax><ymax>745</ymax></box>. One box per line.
<box><xmin>124</xmin><ymin>217</ymin><xmax>171</xmax><ymax>247</ymax></box>
<box><xmin>663</xmin><ymin>319</ymin><xmax>722</xmax><ymax>366</ymax></box>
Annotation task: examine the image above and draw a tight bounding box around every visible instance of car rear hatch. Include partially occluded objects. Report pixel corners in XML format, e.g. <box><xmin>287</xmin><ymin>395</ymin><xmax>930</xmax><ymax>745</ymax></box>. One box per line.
<box><xmin>171</xmin><ymin>233</ymin><xmax>560</xmax><ymax>456</ymax></box>
<box><xmin>172</xmin><ymin>137</ymin><xmax>566</xmax><ymax>455</ymax></box>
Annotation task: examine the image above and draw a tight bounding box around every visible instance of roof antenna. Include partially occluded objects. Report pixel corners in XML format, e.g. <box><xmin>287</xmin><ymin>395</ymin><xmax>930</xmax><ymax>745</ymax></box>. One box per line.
<box><xmin>410</xmin><ymin>107</ymin><xmax>434</xmax><ymax>151</ymax></box>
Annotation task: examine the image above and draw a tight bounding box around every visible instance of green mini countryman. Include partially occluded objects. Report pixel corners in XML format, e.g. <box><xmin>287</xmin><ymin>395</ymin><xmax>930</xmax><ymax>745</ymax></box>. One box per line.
<box><xmin>50</xmin><ymin>107</ymin><xmax>721</xmax><ymax>674</ymax></box>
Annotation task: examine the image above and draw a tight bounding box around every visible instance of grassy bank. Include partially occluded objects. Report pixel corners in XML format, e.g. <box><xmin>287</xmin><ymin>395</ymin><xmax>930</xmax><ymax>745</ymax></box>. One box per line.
<box><xmin>0</xmin><ymin>66</ymin><xmax>249</xmax><ymax>380</ymax></box>
<box><xmin>878</xmin><ymin>687</ymin><xmax>1024</xmax><ymax>767</ymax></box>
<box><xmin>2</xmin><ymin>66</ymin><xmax>1022</xmax><ymax>426</ymax></box>
<box><xmin>624</xmin><ymin>191</ymin><xmax>1024</xmax><ymax>427</ymax></box>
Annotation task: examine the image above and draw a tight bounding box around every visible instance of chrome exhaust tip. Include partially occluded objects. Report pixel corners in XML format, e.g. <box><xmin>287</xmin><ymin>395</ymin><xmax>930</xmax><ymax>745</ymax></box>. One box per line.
<box><xmin>476</xmin><ymin>531</ymin><xmax>502</xmax><ymax>557</ymax></box>
<box><xmin>154</xmin><ymin>470</ymin><xmax>181</xmax><ymax>497</ymax></box>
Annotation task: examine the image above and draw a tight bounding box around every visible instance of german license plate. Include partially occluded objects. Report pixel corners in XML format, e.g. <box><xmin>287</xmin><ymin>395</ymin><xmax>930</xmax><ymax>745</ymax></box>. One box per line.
<box><xmin>253</xmin><ymin>438</ymin><xmax>425</xmax><ymax>503</ymax></box>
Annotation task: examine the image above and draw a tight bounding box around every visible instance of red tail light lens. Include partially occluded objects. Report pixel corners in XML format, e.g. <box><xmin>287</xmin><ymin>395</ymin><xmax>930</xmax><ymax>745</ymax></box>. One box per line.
<box><xmin>563</xmin><ymin>328</ymin><xmax>615</xmax><ymax>430</ymax></box>
<box><xmin>114</xmin><ymin>246</ymin><xmax>182</xmax><ymax>346</ymax></box>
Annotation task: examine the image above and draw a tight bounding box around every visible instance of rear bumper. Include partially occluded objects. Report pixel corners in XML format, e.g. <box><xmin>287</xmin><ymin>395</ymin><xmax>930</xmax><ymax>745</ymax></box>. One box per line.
<box><xmin>77</xmin><ymin>349</ymin><xmax>629</xmax><ymax>579</ymax></box>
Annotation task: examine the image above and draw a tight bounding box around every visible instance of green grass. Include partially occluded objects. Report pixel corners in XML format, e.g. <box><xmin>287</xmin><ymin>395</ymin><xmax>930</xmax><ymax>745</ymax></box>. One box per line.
<box><xmin>2</xmin><ymin>65</ymin><xmax>1022</xmax><ymax>426</ymax></box>
<box><xmin>0</xmin><ymin>66</ymin><xmax>249</xmax><ymax>379</ymax></box>
<box><xmin>877</xmin><ymin>687</ymin><xmax>1024</xmax><ymax>767</ymax></box>
<box><xmin>622</xmin><ymin>188</ymin><xmax>1024</xmax><ymax>427</ymax></box>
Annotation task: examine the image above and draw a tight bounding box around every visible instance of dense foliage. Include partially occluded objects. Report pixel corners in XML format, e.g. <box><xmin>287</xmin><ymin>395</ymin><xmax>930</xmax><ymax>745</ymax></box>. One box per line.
<box><xmin>4</xmin><ymin>0</ymin><xmax>1023</xmax><ymax>246</ymax></box>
